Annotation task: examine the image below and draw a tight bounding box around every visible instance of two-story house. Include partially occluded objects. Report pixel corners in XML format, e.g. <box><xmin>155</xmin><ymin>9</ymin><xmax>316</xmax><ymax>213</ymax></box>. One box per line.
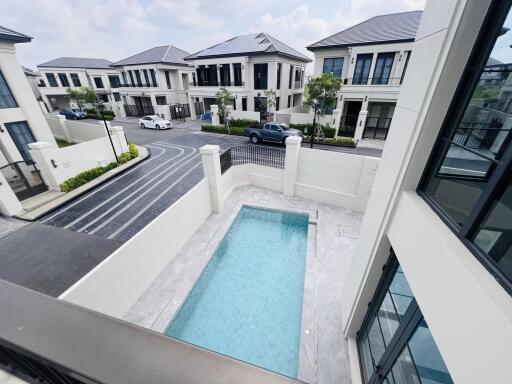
<box><xmin>110</xmin><ymin>45</ymin><xmax>194</xmax><ymax>120</ymax></box>
<box><xmin>185</xmin><ymin>33</ymin><xmax>311</xmax><ymax>120</ymax></box>
<box><xmin>37</xmin><ymin>57</ymin><xmax>121</xmax><ymax>111</ymax></box>
<box><xmin>0</xmin><ymin>26</ymin><xmax>57</xmax><ymax>214</ymax></box>
<box><xmin>307</xmin><ymin>11</ymin><xmax>422</xmax><ymax>141</ymax></box>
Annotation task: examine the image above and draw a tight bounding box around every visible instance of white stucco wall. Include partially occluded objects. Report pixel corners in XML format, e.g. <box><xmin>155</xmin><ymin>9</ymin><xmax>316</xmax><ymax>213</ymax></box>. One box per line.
<box><xmin>59</xmin><ymin>178</ymin><xmax>212</xmax><ymax>318</ymax></box>
<box><xmin>46</xmin><ymin>116</ymin><xmax>109</xmax><ymax>143</ymax></box>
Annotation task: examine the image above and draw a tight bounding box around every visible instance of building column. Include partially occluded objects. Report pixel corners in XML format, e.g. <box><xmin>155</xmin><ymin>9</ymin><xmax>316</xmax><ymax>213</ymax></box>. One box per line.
<box><xmin>229</xmin><ymin>63</ymin><xmax>234</xmax><ymax>86</ymax></box>
<box><xmin>216</xmin><ymin>65</ymin><xmax>221</xmax><ymax>86</ymax></box>
<box><xmin>210</xmin><ymin>105</ymin><xmax>220</xmax><ymax>125</ymax></box>
<box><xmin>0</xmin><ymin>171</ymin><xmax>23</xmax><ymax>216</ymax></box>
<box><xmin>189</xmin><ymin>95</ymin><xmax>197</xmax><ymax>120</ymax></box>
<box><xmin>331</xmin><ymin>109</ymin><xmax>342</xmax><ymax>134</ymax></box>
<box><xmin>28</xmin><ymin>142</ymin><xmax>60</xmax><ymax>191</ymax></box>
<box><xmin>283</xmin><ymin>136</ymin><xmax>302</xmax><ymax>196</ymax></box>
<box><xmin>354</xmin><ymin>110</ymin><xmax>368</xmax><ymax>141</ymax></box>
<box><xmin>241</xmin><ymin>58</ymin><xmax>248</xmax><ymax>86</ymax></box>
<box><xmin>200</xmin><ymin>145</ymin><xmax>223</xmax><ymax>212</ymax></box>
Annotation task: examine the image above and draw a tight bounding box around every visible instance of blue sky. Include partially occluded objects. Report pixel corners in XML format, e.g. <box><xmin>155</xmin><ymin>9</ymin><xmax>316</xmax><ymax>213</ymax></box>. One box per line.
<box><xmin>2</xmin><ymin>0</ymin><xmax>425</xmax><ymax>72</ymax></box>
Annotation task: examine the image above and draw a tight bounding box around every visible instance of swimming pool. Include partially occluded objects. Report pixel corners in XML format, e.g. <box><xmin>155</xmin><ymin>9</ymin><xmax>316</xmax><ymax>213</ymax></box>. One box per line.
<box><xmin>166</xmin><ymin>206</ymin><xmax>309</xmax><ymax>378</ymax></box>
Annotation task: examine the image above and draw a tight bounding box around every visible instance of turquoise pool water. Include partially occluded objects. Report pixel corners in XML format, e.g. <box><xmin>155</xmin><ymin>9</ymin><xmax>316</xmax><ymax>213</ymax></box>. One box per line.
<box><xmin>166</xmin><ymin>206</ymin><xmax>309</xmax><ymax>378</ymax></box>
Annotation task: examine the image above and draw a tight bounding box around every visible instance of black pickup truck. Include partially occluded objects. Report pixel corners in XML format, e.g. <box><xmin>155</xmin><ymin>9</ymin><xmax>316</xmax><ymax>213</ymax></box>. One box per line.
<box><xmin>245</xmin><ymin>122</ymin><xmax>303</xmax><ymax>144</ymax></box>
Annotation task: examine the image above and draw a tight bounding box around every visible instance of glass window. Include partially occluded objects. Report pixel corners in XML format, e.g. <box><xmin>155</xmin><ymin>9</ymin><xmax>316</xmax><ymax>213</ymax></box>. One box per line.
<box><xmin>94</xmin><ymin>77</ymin><xmax>104</xmax><ymax>88</ymax></box>
<box><xmin>0</xmin><ymin>70</ymin><xmax>18</xmax><ymax>108</ymax></box>
<box><xmin>254</xmin><ymin>63</ymin><xmax>268</xmax><ymax>89</ymax></box>
<box><xmin>323</xmin><ymin>57</ymin><xmax>344</xmax><ymax>78</ymax></box>
<box><xmin>400</xmin><ymin>51</ymin><xmax>411</xmax><ymax>85</ymax></box>
<box><xmin>142</xmin><ymin>70</ymin><xmax>150</xmax><ymax>86</ymax></box>
<box><xmin>113</xmin><ymin>92</ymin><xmax>121</xmax><ymax>102</ymax></box>
<box><xmin>358</xmin><ymin>254</ymin><xmax>452</xmax><ymax>384</ymax></box>
<box><xmin>149</xmin><ymin>69</ymin><xmax>157</xmax><ymax>87</ymax></box>
<box><xmin>165</xmin><ymin>71</ymin><xmax>172</xmax><ymax>89</ymax></box>
<box><xmin>233</xmin><ymin>64</ymin><xmax>242</xmax><ymax>86</ymax></box>
<box><xmin>420</xmin><ymin>2</ymin><xmax>512</xmax><ymax>291</ymax></box>
<box><xmin>70</xmin><ymin>73</ymin><xmax>81</xmax><ymax>87</ymax></box>
<box><xmin>353</xmin><ymin>54</ymin><xmax>373</xmax><ymax>84</ymax></box>
<box><xmin>289</xmin><ymin>64</ymin><xmax>293</xmax><ymax>88</ymax></box>
<box><xmin>373</xmin><ymin>53</ymin><xmax>395</xmax><ymax>84</ymax></box>
<box><xmin>46</xmin><ymin>73</ymin><xmax>58</xmax><ymax>87</ymax></box>
<box><xmin>277</xmin><ymin>63</ymin><xmax>282</xmax><ymax>89</ymax></box>
<box><xmin>108</xmin><ymin>75</ymin><xmax>120</xmax><ymax>88</ymax></box>
<box><xmin>5</xmin><ymin>121</ymin><xmax>36</xmax><ymax>162</ymax></box>
<box><xmin>58</xmin><ymin>73</ymin><xmax>69</xmax><ymax>87</ymax></box>
<box><xmin>134</xmin><ymin>71</ymin><xmax>142</xmax><ymax>87</ymax></box>
<box><xmin>128</xmin><ymin>70</ymin><xmax>135</xmax><ymax>85</ymax></box>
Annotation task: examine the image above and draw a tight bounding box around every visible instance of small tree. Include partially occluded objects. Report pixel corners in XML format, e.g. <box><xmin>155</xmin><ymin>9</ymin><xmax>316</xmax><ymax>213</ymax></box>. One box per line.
<box><xmin>216</xmin><ymin>87</ymin><xmax>233</xmax><ymax>132</ymax></box>
<box><xmin>66</xmin><ymin>86</ymin><xmax>98</xmax><ymax>111</ymax></box>
<box><xmin>264</xmin><ymin>88</ymin><xmax>277</xmax><ymax>121</ymax></box>
<box><xmin>303</xmin><ymin>72</ymin><xmax>342</xmax><ymax>148</ymax></box>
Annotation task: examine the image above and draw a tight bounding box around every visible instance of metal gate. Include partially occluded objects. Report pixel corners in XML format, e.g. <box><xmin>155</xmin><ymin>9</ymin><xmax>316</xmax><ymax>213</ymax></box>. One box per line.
<box><xmin>362</xmin><ymin>117</ymin><xmax>392</xmax><ymax>139</ymax></box>
<box><xmin>0</xmin><ymin>161</ymin><xmax>47</xmax><ymax>201</ymax></box>
<box><xmin>170</xmin><ymin>104</ymin><xmax>191</xmax><ymax>120</ymax></box>
<box><xmin>194</xmin><ymin>102</ymin><xmax>204</xmax><ymax>117</ymax></box>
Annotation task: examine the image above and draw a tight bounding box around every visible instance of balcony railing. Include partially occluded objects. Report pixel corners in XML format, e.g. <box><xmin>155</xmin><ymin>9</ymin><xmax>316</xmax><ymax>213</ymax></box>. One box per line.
<box><xmin>119</xmin><ymin>83</ymin><xmax>158</xmax><ymax>88</ymax></box>
<box><xmin>220</xmin><ymin>145</ymin><xmax>286</xmax><ymax>174</ymax></box>
<box><xmin>343</xmin><ymin>77</ymin><xmax>402</xmax><ymax>86</ymax></box>
<box><xmin>189</xmin><ymin>81</ymin><xmax>245</xmax><ymax>87</ymax></box>
<box><xmin>0</xmin><ymin>279</ymin><xmax>302</xmax><ymax>384</ymax></box>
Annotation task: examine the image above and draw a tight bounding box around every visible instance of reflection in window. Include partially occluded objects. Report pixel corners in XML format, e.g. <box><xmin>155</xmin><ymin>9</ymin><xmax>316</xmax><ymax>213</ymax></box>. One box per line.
<box><xmin>323</xmin><ymin>57</ymin><xmax>343</xmax><ymax>78</ymax></box>
<box><xmin>420</xmin><ymin>3</ymin><xmax>512</xmax><ymax>290</ymax></box>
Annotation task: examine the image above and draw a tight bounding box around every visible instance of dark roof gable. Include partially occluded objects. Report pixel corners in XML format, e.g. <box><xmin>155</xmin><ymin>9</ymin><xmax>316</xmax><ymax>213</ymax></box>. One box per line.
<box><xmin>111</xmin><ymin>45</ymin><xmax>191</xmax><ymax>67</ymax></box>
<box><xmin>0</xmin><ymin>26</ymin><xmax>32</xmax><ymax>43</ymax></box>
<box><xmin>38</xmin><ymin>57</ymin><xmax>113</xmax><ymax>69</ymax></box>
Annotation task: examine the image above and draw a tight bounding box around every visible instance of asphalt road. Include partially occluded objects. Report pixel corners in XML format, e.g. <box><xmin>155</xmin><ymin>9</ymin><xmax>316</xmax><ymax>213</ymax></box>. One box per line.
<box><xmin>39</xmin><ymin>121</ymin><xmax>248</xmax><ymax>242</ymax></box>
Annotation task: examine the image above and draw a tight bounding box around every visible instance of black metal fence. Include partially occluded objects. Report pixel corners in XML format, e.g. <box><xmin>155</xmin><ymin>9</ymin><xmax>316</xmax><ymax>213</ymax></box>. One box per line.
<box><xmin>454</xmin><ymin>124</ymin><xmax>510</xmax><ymax>151</ymax></box>
<box><xmin>220</xmin><ymin>146</ymin><xmax>285</xmax><ymax>174</ymax></box>
<box><xmin>194</xmin><ymin>102</ymin><xmax>205</xmax><ymax>116</ymax></box>
<box><xmin>124</xmin><ymin>104</ymin><xmax>155</xmax><ymax>117</ymax></box>
<box><xmin>363</xmin><ymin>116</ymin><xmax>392</xmax><ymax>139</ymax></box>
<box><xmin>170</xmin><ymin>104</ymin><xmax>191</xmax><ymax>120</ymax></box>
<box><xmin>338</xmin><ymin>115</ymin><xmax>358</xmax><ymax>137</ymax></box>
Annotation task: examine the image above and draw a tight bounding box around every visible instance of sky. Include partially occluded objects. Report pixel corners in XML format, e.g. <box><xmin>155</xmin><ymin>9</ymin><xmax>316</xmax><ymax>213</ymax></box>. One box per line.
<box><xmin>2</xmin><ymin>0</ymin><xmax>426</xmax><ymax>73</ymax></box>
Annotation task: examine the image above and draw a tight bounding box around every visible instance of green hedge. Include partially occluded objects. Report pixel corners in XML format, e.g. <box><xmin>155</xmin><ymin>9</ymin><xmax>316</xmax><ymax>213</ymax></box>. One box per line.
<box><xmin>229</xmin><ymin>118</ymin><xmax>259</xmax><ymax>127</ymax></box>
<box><xmin>303</xmin><ymin>136</ymin><xmax>356</xmax><ymax>147</ymax></box>
<box><xmin>60</xmin><ymin>144</ymin><xmax>139</xmax><ymax>192</ymax></box>
<box><xmin>201</xmin><ymin>124</ymin><xmax>246</xmax><ymax>136</ymax></box>
<box><xmin>289</xmin><ymin>124</ymin><xmax>335</xmax><ymax>138</ymax></box>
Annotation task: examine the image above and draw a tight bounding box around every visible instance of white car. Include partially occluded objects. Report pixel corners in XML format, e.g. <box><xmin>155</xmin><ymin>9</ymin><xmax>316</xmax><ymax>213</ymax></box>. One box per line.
<box><xmin>139</xmin><ymin>115</ymin><xmax>172</xmax><ymax>130</ymax></box>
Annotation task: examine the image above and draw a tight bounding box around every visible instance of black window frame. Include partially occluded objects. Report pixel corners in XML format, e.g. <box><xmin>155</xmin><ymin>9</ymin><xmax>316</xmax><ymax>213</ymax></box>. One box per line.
<box><xmin>46</xmin><ymin>73</ymin><xmax>58</xmax><ymax>87</ymax></box>
<box><xmin>142</xmin><ymin>70</ymin><xmax>150</xmax><ymax>86</ymax></box>
<box><xmin>57</xmin><ymin>73</ymin><xmax>70</xmax><ymax>87</ymax></box>
<box><xmin>134</xmin><ymin>71</ymin><xmax>142</xmax><ymax>87</ymax></box>
<box><xmin>353</xmin><ymin>54</ymin><xmax>373</xmax><ymax>85</ymax></box>
<box><xmin>149</xmin><ymin>69</ymin><xmax>158</xmax><ymax>87</ymax></box>
<box><xmin>108</xmin><ymin>75</ymin><xmax>120</xmax><ymax>88</ymax></box>
<box><xmin>70</xmin><ymin>73</ymin><xmax>81</xmax><ymax>87</ymax></box>
<box><xmin>0</xmin><ymin>70</ymin><xmax>18</xmax><ymax>108</ymax></box>
<box><xmin>128</xmin><ymin>70</ymin><xmax>135</xmax><ymax>86</ymax></box>
<box><xmin>165</xmin><ymin>71</ymin><xmax>172</xmax><ymax>89</ymax></box>
<box><xmin>5</xmin><ymin>121</ymin><xmax>36</xmax><ymax>162</ymax></box>
<box><xmin>94</xmin><ymin>77</ymin><xmax>104</xmax><ymax>89</ymax></box>
<box><xmin>276</xmin><ymin>96</ymin><xmax>280</xmax><ymax>111</ymax></box>
<box><xmin>372</xmin><ymin>53</ymin><xmax>395</xmax><ymax>85</ymax></box>
<box><xmin>276</xmin><ymin>63</ymin><xmax>282</xmax><ymax>89</ymax></box>
<box><xmin>242</xmin><ymin>97</ymin><xmax>247</xmax><ymax>111</ymax></box>
<box><xmin>253</xmin><ymin>63</ymin><xmax>268</xmax><ymax>90</ymax></box>
<box><xmin>399</xmin><ymin>51</ymin><xmax>411</xmax><ymax>85</ymax></box>
<box><xmin>356</xmin><ymin>251</ymin><xmax>452</xmax><ymax>384</ymax></box>
<box><xmin>113</xmin><ymin>92</ymin><xmax>121</xmax><ymax>102</ymax></box>
<box><xmin>233</xmin><ymin>64</ymin><xmax>242</xmax><ymax>86</ymax></box>
<box><xmin>288</xmin><ymin>64</ymin><xmax>293</xmax><ymax>88</ymax></box>
<box><xmin>418</xmin><ymin>0</ymin><xmax>512</xmax><ymax>295</ymax></box>
<box><xmin>323</xmin><ymin>57</ymin><xmax>344</xmax><ymax>78</ymax></box>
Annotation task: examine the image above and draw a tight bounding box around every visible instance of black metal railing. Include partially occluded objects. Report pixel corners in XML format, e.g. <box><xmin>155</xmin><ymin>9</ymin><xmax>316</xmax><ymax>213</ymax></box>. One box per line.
<box><xmin>190</xmin><ymin>81</ymin><xmax>245</xmax><ymax>87</ymax></box>
<box><xmin>220</xmin><ymin>146</ymin><xmax>285</xmax><ymax>174</ymax></box>
<box><xmin>343</xmin><ymin>77</ymin><xmax>402</xmax><ymax>86</ymax></box>
<box><xmin>119</xmin><ymin>83</ymin><xmax>158</xmax><ymax>88</ymax></box>
<box><xmin>362</xmin><ymin>116</ymin><xmax>392</xmax><ymax>139</ymax></box>
<box><xmin>453</xmin><ymin>125</ymin><xmax>511</xmax><ymax>151</ymax></box>
<box><xmin>170</xmin><ymin>103</ymin><xmax>191</xmax><ymax>120</ymax></box>
<box><xmin>338</xmin><ymin>115</ymin><xmax>358</xmax><ymax>137</ymax></box>
<box><xmin>0</xmin><ymin>279</ymin><xmax>301</xmax><ymax>384</ymax></box>
<box><xmin>124</xmin><ymin>104</ymin><xmax>155</xmax><ymax>117</ymax></box>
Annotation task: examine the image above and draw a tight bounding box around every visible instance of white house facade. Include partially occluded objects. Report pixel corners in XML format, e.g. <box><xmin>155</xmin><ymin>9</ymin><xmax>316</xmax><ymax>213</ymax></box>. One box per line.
<box><xmin>307</xmin><ymin>11</ymin><xmax>422</xmax><ymax>141</ymax></box>
<box><xmin>37</xmin><ymin>57</ymin><xmax>121</xmax><ymax>111</ymax></box>
<box><xmin>0</xmin><ymin>26</ymin><xmax>57</xmax><ymax>215</ymax></box>
<box><xmin>111</xmin><ymin>45</ymin><xmax>195</xmax><ymax>120</ymax></box>
<box><xmin>185</xmin><ymin>33</ymin><xmax>310</xmax><ymax>121</ymax></box>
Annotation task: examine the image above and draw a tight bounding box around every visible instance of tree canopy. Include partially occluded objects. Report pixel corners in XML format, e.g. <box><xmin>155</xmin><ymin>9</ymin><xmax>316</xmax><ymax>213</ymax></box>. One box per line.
<box><xmin>66</xmin><ymin>86</ymin><xmax>98</xmax><ymax>110</ymax></box>
<box><xmin>303</xmin><ymin>72</ymin><xmax>342</xmax><ymax>117</ymax></box>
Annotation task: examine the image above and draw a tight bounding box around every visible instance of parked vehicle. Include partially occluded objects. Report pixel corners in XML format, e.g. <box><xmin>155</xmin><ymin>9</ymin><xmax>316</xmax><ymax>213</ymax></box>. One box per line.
<box><xmin>245</xmin><ymin>122</ymin><xmax>303</xmax><ymax>144</ymax></box>
<box><xmin>139</xmin><ymin>115</ymin><xmax>172</xmax><ymax>130</ymax></box>
<box><xmin>59</xmin><ymin>108</ymin><xmax>87</xmax><ymax>120</ymax></box>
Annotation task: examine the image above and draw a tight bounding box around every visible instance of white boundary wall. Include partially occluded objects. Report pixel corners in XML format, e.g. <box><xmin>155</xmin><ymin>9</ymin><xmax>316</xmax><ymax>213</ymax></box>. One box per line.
<box><xmin>46</xmin><ymin>115</ymin><xmax>109</xmax><ymax>143</ymax></box>
<box><xmin>59</xmin><ymin>179</ymin><xmax>212</xmax><ymax>318</ymax></box>
<box><xmin>229</xmin><ymin>110</ymin><xmax>260</xmax><ymax>122</ymax></box>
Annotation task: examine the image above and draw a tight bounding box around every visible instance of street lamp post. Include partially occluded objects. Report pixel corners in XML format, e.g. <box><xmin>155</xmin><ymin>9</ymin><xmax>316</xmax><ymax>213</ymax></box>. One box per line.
<box><xmin>97</xmin><ymin>97</ymin><xmax>119</xmax><ymax>164</ymax></box>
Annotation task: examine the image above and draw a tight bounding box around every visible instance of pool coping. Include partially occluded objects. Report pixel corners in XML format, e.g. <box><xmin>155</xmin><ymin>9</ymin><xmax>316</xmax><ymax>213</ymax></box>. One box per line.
<box><xmin>125</xmin><ymin>197</ymin><xmax>319</xmax><ymax>382</ymax></box>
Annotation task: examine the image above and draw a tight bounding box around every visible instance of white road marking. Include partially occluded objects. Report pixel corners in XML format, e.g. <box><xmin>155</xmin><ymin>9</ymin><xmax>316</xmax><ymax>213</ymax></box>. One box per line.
<box><xmin>83</xmin><ymin>153</ymin><xmax>201</xmax><ymax>235</ymax></box>
<box><xmin>39</xmin><ymin>145</ymin><xmax>167</xmax><ymax>223</ymax></box>
<box><xmin>61</xmin><ymin>144</ymin><xmax>189</xmax><ymax>230</ymax></box>
<box><xmin>106</xmin><ymin>161</ymin><xmax>202</xmax><ymax>239</ymax></box>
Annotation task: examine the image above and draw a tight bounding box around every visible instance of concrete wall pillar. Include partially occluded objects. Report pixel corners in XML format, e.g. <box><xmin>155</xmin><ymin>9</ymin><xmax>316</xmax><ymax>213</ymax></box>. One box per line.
<box><xmin>0</xmin><ymin>171</ymin><xmax>23</xmax><ymax>216</ymax></box>
<box><xmin>56</xmin><ymin>115</ymin><xmax>73</xmax><ymax>143</ymax></box>
<box><xmin>200</xmin><ymin>145</ymin><xmax>223</xmax><ymax>212</ymax></box>
<box><xmin>283</xmin><ymin>136</ymin><xmax>302</xmax><ymax>196</ymax></box>
<box><xmin>354</xmin><ymin>110</ymin><xmax>368</xmax><ymax>141</ymax></box>
<box><xmin>210</xmin><ymin>104</ymin><xmax>220</xmax><ymax>125</ymax></box>
<box><xmin>331</xmin><ymin>109</ymin><xmax>342</xmax><ymax>134</ymax></box>
<box><xmin>108</xmin><ymin>126</ymin><xmax>129</xmax><ymax>154</ymax></box>
<box><xmin>189</xmin><ymin>96</ymin><xmax>197</xmax><ymax>120</ymax></box>
<box><xmin>229</xmin><ymin>63</ymin><xmax>234</xmax><ymax>85</ymax></box>
<box><xmin>28</xmin><ymin>142</ymin><xmax>60</xmax><ymax>191</ymax></box>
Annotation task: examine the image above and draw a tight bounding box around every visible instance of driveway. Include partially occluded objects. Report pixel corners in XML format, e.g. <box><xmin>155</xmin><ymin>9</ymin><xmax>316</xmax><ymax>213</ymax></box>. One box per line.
<box><xmin>40</xmin><ymin>124</ymin><xmax>248</xmax><ymax>242</ymax></box>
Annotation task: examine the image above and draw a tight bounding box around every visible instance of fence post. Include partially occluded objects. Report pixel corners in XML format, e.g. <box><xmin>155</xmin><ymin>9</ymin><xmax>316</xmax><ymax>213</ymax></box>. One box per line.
<box><xmin>200</xmin><ymin>145</ymin><xmax>223</xmax><ymax>212</ymax></box>
<box><xmin>108</xmin><ymin>126</ymin><xmax>129</xmax><ymax>153</ymax></box>
<box><xmin>210</xmin><ymin>105</ymin><xmax>220</xmax><ymax>125</ymax></box>
<box><xmin>56</xmin><ymin>115</ymin><xmax>73</xmax><ymax>143</ymax></box>
<box><xmin>354</xmin><ymin>110</ymin><xmax>368</xmax><ymax>141</ymax></box>
<box><xmin>28</xmin><ymin>142</ymin><xmax>61</xmax><ymax>191</ymax></box>
<box><xmin>283</xmin><ymin>136</ymin><xmax>302</xmax><ymax>196</ymax></box>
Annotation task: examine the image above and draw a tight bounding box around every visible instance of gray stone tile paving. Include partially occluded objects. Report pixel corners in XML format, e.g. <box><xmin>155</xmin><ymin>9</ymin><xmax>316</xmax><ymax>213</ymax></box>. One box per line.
<box><xmin>124</xmin><ymin>185</ymin><xmax>362</xmax><ymax>384</ymax></box>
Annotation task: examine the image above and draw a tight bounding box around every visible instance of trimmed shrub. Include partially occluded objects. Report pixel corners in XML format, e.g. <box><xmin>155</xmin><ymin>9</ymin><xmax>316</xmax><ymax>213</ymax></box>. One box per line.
<box><xmin>201</xmin><ymin>124</ymin><xmax>245</xmax><ymax>136</ymax></box>
<box><xmin>229</xmin><ymin>118</ymin><xmax>259</xmax><ymax>127</ymax></box>
<box><xmin>289</xmin><ymin>124</ymin><xmax>335</xmax><ymax>138</ymax></box>
<box><xmin>303</xmin><ymin>135</ymin><xmax>356</xmax><ymax>147</ymax></box>
<box><xmin>128</xmin><ymin>143</ymin><xmax>139</xmax><ymax>159</ymax></box>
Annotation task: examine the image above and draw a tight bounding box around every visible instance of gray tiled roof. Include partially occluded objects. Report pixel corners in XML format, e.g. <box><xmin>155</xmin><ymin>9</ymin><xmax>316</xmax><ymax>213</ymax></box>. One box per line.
<box><xmin>186</xmin><ymin>33</ymin><xmax>311</xmax><ymax>62</ymax></box>
<box><xmin>0</xmin><ymin>26</ymin><xmax>32</xmax><ymax>43</ymax></box>
<box><xmin>307</xmin><ymin>11</ymin><xmax>423</xmax><ymax>50</ymax></box>
<box><xmin>111</xmin><ymin>45</ymin><xmax>191</xmax><ymax>67</ymax></box>
<box><xmin>38</xmin><ymin>57</ymin><xmax>113</xmax><ymax>69</ymax></box>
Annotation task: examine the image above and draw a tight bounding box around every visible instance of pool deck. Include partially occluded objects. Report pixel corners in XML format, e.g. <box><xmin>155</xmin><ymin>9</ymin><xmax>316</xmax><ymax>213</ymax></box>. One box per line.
<box><xmin>124</xmin><ymin>185</ymin><xmax>362</xmax><ymax>384</ymax></box>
